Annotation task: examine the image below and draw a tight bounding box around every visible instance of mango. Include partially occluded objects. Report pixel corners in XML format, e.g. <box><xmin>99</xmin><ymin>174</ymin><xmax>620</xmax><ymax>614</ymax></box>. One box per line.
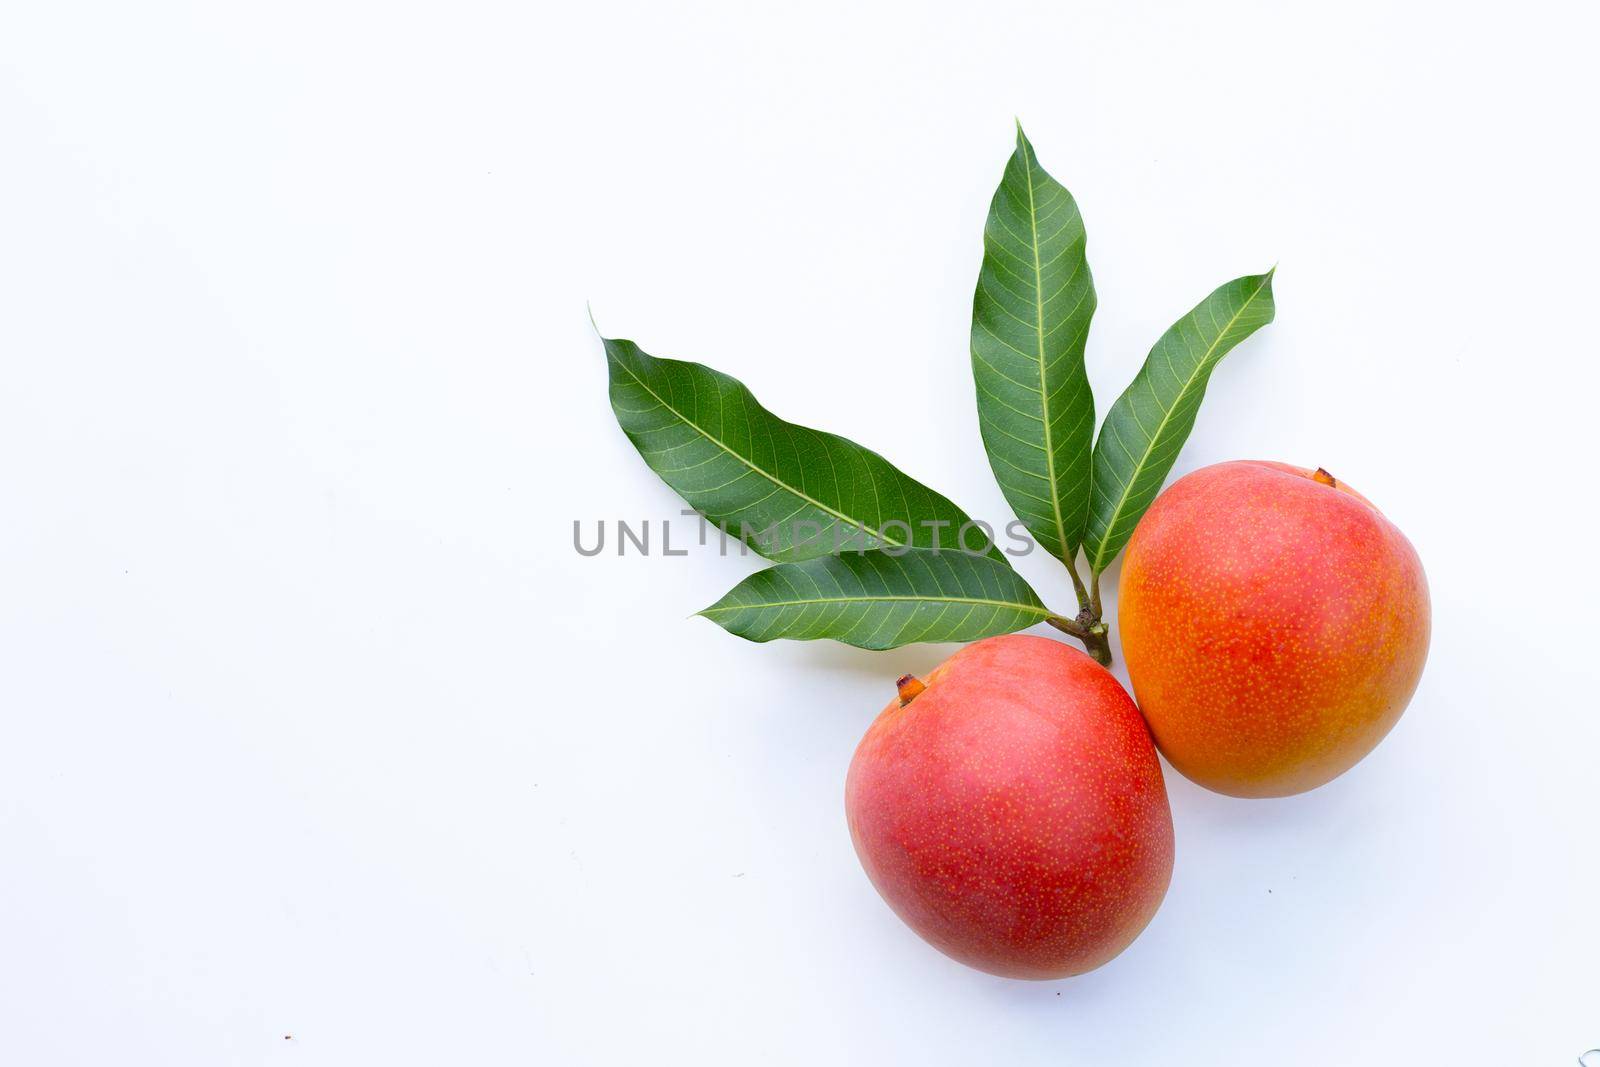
<box><xmin>1119</xmin><ymin>461</ymin><xmax>1430</xmax><ymax>798</ymax></box>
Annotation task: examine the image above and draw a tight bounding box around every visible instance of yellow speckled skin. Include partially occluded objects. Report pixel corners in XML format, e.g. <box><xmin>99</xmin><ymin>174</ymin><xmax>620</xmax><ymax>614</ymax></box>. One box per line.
<box><xmin>845</xmin><ymin>635</ymin><xmax>1174</xmax><ymax>979</ymax></box>
<box><xmin>1119</xmin><ymin>461</ymin><xmax>1430</xmax><ymax>798</ymax></box>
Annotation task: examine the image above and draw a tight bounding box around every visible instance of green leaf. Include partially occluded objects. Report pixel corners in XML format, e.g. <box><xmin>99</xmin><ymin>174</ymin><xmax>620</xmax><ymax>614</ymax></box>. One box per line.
<box><xmin>603</xmin><ymin>336</ymin><xmax>1000</xmax><ymax>562</ymax></box>
<box><xmin>1084</xmin><ymin>270</ymin><xmax>1277</xmax><ymax>573</ymax></box>
<box><xmin>698</xmin><ymin>548</ymin><xmax>1051</xmax><ymax>649</ymax></box>
<box><xmin>970</xmin><ymin>123</ymin><xmax>1097</xmax><ymax>566</ymax></box>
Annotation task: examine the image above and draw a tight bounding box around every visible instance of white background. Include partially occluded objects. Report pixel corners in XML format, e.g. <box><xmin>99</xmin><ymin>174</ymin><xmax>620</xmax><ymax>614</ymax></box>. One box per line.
<box><xmin>3</xmin><ymin>2</ymin><xmax>1597</xmax><ymax>1064</ymax></box>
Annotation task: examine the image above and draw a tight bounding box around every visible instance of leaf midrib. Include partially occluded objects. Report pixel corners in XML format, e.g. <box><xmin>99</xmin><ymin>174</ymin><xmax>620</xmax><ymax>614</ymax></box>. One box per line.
<box><xmin>1088</xmin><ymin>274</ymin><xmax>1272</xmax><ymax>572</ymax></box>
<box><xmin>611</xmin><ymin>351</ymin><xmax>904</xmax><ymax>549</ymax></box>
<box><xmin>702</xmin><ymin>594</ymin><xmax>1048</xmax><ymax>616</ymax></box>
<box><xmin>1020</xmin><ymin>140</ymin><xmax>1070</xmax><ymax>561</ymax></box>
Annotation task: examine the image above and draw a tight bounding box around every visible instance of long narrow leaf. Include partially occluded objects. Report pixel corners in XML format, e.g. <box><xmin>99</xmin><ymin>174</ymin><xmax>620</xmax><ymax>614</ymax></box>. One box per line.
<box><xmin>1084</xmin><ymin>271</ymin><xmax>1277</xmax><ymax>573</ymax></box>
<box><xmin>970</xmin><ymin>123</ymin><xmax>1097</xmax><ymax>565</ymax></box>
<box><xmin>604</xmin><ymin>336</ymin><xmax>1000</xmax><ymax>562</ymax></box>
<box><xmin>699</xmin><ymin>548</ymin><xmax>1050</xmax><ymax>649</ymax></box>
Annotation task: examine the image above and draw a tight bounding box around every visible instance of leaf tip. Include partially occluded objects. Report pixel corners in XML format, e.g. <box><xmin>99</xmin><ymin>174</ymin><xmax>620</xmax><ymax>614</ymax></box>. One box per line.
<box><xmin>1249</xmin><ymin>266</ymin><xmax>1276</xmax><ymax>307</ymax></box>
<box><xmin>693</xmin><ymin>597</ymin><xmax>734</xmax><ymax>624</ymax></box>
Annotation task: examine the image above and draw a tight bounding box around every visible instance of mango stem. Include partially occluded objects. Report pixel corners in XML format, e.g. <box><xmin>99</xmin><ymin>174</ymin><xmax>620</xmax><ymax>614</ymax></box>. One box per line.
<box><xmin>895</xmin><ymin>674</ymin><xmax>927</xmax><ymax>706</ymax></box>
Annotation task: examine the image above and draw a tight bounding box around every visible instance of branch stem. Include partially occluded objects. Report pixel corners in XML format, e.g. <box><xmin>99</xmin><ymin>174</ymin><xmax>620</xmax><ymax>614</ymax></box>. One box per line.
<box><xmin>1046</xmin><ymin>614</ymin><xmax>1088</xmax><ymax>639</ymax></box>
<box><xmin>1046</xmin><ymin>613</ymin><xmax>1112</xmax><ymax>667</ymax></box>
<box><xmin>1045</xmin><ymin>552</ymin><xmax>1113</xmax><ymax>667</ymax></box>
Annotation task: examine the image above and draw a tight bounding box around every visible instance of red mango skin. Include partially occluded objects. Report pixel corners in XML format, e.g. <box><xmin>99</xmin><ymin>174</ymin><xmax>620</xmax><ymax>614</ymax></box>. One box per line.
<box><xmin>1118</xmin><ymin>461</ymin><xmax>1431</xmax><ymax>799</ymax></box>
<box><xmin>844</xmin><ymin>634</ymin><xmax>1174</xmax><ymax>980</ymax></box>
